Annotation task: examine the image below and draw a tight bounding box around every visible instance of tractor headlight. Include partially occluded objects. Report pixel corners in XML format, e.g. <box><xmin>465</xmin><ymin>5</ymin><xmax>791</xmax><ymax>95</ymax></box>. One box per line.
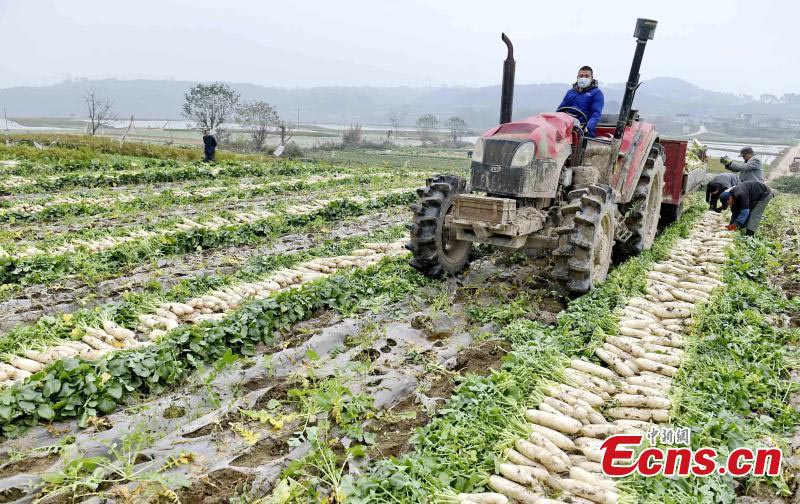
<box><xmin>472</xmin><ymin>137</ymin><xmax>485</xmax><ymax>163</ymax></box>
<box><xmin>510</xmin><ymin>141</ymin><xmax>536</xmax><ymax>168</ymax></box>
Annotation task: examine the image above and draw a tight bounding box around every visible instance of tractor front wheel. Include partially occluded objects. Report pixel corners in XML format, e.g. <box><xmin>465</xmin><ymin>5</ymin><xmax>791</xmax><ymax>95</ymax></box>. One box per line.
<box><xmin>406</xmin><ymin>175</ymin><xmax>472</xmax><ymax>277</ymax></box>
<box><xmin>552</xmin><ymin>184</ymin><xmax>616</xmax><ymax>293</ymax></box>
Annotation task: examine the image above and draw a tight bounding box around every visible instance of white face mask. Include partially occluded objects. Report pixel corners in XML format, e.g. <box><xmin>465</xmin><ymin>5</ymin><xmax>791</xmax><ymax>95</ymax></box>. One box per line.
<box><xmin>577</xmin><ymin>77</ymin><xmax>592</xmax><ymax>88</ymax></box>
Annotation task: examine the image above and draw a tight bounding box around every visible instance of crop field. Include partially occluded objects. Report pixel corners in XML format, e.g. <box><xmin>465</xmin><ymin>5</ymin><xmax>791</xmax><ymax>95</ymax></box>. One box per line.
<box><xmin>0</xmin><ymin>136</ymin><xmax>799</xmax><ymax>504</ymax></box>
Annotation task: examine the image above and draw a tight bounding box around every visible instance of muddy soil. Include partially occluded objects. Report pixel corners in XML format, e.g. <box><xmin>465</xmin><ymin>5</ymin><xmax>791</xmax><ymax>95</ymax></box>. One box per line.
<box><xmin>0</xmin><ymin>210</ymin><xmax>407</xmax><ymax>334</ymax></box>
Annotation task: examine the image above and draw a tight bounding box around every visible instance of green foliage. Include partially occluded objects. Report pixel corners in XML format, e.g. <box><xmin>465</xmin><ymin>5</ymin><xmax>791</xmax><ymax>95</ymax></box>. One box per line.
<box><xmin>0</xmin><ymin>259</ymin><xmax>430</xmax><ymax>436</ymax></box>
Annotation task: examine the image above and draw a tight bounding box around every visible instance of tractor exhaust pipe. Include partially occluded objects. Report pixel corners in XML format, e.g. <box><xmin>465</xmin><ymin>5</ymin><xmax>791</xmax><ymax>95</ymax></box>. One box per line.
<box><xmin>500</xmin><ymin>33</ymin><xmax>515</xmax><ymax>125</ymax></box>
<box><xmin>614</xmin><ymin>18</ymin><xmax>657</xmax><ymax>139</ymax></box>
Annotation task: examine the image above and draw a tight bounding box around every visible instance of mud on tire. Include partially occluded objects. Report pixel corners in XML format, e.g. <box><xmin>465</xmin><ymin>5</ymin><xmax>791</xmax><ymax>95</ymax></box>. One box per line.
<box><xmin>552</xmin><ymin>184</ymin><xmax>615</xmax><ymax>293</ymax></box>
<box><xmin>406</xmin><ymin>175</ymin><xmax>471</xmax><ymax>277</ymax></box>
<box><xmin>616</xmin><ymin>144</ymin><xmax>666</xmax><ymax>258</ymax></box>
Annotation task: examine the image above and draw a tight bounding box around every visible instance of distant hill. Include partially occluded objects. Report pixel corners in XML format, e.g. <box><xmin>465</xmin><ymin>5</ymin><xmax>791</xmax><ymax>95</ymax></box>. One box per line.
<box><xmin>0</xmin><ymin>77</ymin><xmax>795</xmax><ymax>128</ymax></box>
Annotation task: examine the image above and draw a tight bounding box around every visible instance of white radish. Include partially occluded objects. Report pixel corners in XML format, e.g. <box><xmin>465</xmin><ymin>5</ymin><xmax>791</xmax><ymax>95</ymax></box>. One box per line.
<box><xmin>635</xmin><ymin>357</ymin><xmax>678</xmax><ymax>377</ymax></box>
<box><xmin>456</xmin><ymin>493</ymin><xmax>508</xmax><ymax>504</ymax></box>
<box><xmin>574</xmin><ymin>437</ymin><xmax>604</xmax><ymax>462</ymax></box>
<box><xmin>607</xmin><ymin>407</ymin><xmax>669</xmax><ymax>422</ymax></box>
<box><xmin>514</xmin><ymin>439</ymin><xmax>568</xmax><ymax>473</ymax></box>
<box><xmin>528</xmin><ymin>431</ymin><xmax>570</xmax><ymax>465</ymax></box>
<box><xmin>570</xmin><ymin>359</ymin><xmax>617</xmax><ymax>380</ymax></box>
<box><xmin>548</xmin><ymin>384</ymin><xmax>604</xmax><ymax>407</ymax></box>
<box><xmin>564</xmin><ymin>369</ymin><xmax>610</xmax><ymax>398</ymax></box>
<box><xmin>579</xmin><ymin>423</ymin><xmax>623</xmax><ymax>438</ymax></box>
<box><xmin>627</xmin><ymin>374</ymin><xmax>671</xmax><ymax>390</ymax></box>
<box><xmin>82</xmin><ymin>335</ymin><xmax>114</xmax><ymax>351</ymax></box>
<box><xmin>619</xmin><ymin>326</ymin><xmax>651</xmax><ymax>339</ymax></box>
<box><xmin>618</xmin><ymin>318</ymin><xmax>650</xmax><ymax>330</ymax></box>
<box><xmin>643</xmin><ymin>351</ymin><xmax>681</xmax><ymax>367</ymax></box>
<box><xmin>525</xmin><ymin>409</ymin><xmax>582</xmax><ymax>435</ymax></box>
<box><xmin>571</xmin><ymin>368</ymin><xmax>616</xmax><ymax>394</ymax></box>
<box><xmin>102</xmin><ymin>320</ymin><xmax>136</xmax><ymax>341</ymax></box>
<box><xmin>615</xmin><ymin>394</ymin><xmax>671</xmax><ymax>409</ymax></box>
<box><xmin>9</xmin><ymin>356</ymin><xmax>43</xmax><ymax>373</ymax></box>
<box><xmin>503</xmin><ymin>448</ymin><xmax>546</xmax><ymax>470</ymax></box>
<box><xmin>570</xmin><ymin>467</ymin><xmax>616</xmax><ymax>492</ymax></box>
<box><xmin>595</xmin><ymin>348</ymin><xmax>635</xmax><ymax>377</ymax></box>
<box><xmin>560</xmin><ymin>478</ymin><xmax>618</xmax><ymax>504</ymax></box>
<box><xmin>497</xmin><ymin>463</ymin><xmax>538</xmax><ymax>488</ymax></box>
<box><xmin>487</xmin><ymin>475</ymin><xmax>542</xmax><ymax>504</ymax></box>
<box><xmin>529</xmin><ymin>423</ymin><xmax>576</xmax><ymax>451</ymax></box>
<box><xmin>621</xmin><ymin>383</ymin><xmax>667</xmax><ymax>398</ymax></box>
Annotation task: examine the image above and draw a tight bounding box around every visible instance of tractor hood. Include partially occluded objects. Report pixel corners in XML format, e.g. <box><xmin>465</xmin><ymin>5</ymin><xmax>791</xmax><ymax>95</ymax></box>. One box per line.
<box><xmin>481</xmin><ymin>112</ymin><xmax>575</xmax><ymax>160</ymax></box>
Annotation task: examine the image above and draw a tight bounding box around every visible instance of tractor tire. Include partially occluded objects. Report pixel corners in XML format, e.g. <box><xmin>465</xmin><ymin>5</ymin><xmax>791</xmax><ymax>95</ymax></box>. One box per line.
<box><xmin>658</xmin><ymin>202</ymin><xmax>683</xmax><ymax>228</ymax></box>
<box><xmin>406</xmin><ymin>175</ymin><xmax>472</xmax><ymax>277</ymax></box>
<box><xmin>552</xmin><ymin>184</ymin><xmax>616</xmax><ymax>293</ymax></box>
<box><xmin>615</xmin><ymin>144</ymin><xmax>666</xmax><ymax>259</ymax></box>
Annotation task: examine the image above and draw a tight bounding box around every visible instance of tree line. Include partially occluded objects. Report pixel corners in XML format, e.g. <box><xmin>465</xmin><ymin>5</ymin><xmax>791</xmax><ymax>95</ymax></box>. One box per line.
<box><xmin>83</xmin><ymin>82</ymin><xmax>472</xmax><ymax>149</ymax></box>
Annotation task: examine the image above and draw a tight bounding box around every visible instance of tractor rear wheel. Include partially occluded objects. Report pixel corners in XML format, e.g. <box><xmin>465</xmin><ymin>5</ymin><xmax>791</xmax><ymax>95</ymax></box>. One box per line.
<box><xmin>616</xmin><ymin>144</ymin><xmax>666</xmax><ymax>258</ymax></box>
<box><xmin>406</xmin><ymin>175</ymin><xmax>472</xmax><ymax>277</ymax></box>
<box><xmin>552</xmin><ymin>184</ymin><xmax>615</xmax><ymax>293</ymax></box>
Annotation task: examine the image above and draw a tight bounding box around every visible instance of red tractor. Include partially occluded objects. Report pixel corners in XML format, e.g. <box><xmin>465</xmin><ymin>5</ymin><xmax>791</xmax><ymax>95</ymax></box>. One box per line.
<box><xmin>407</xmin><ymin>18</ymin><xmax>704</xmax><ymax>293</ymax></box>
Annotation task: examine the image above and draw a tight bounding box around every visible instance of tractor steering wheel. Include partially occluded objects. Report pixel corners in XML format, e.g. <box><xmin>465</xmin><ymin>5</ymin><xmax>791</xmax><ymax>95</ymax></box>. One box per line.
<box><xmin>557</xmin><ymin>106</ymin><xmax>589</xmax><ymax>127</ymax></box>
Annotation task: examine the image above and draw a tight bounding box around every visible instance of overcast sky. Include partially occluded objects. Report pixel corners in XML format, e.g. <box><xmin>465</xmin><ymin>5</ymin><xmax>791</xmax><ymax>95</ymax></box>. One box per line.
<box><xmin>0</xmin><ymin>0</ymin><xmax>796</xmax><ymax>96</ymax></box>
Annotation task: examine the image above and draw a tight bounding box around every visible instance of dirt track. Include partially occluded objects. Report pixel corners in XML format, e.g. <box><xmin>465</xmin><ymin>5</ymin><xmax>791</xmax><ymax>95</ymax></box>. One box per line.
<box><xmin>768</xmin><ymin>142</ymin><xmax>800</xmax><ymax>181</ymax></box>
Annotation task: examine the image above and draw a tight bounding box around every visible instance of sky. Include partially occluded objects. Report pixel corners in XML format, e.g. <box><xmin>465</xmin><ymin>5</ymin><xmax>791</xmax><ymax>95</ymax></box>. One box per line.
<box><xmin>0</xmin><ymin>0</ymin><xmax>796</xmax><ymax>96</ymax></box>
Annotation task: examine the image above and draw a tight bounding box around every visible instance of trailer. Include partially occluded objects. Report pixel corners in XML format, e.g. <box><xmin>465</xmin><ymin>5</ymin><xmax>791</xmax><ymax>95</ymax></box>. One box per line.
<box><xmin>658</xmin><ymin>139</ymin><xmax>707</xmax><ymax>227</ymax></box>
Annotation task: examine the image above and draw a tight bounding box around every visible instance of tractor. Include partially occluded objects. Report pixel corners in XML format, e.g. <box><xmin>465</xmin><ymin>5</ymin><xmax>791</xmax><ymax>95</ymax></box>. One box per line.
<box><xmin>407</xmin><ymin>18</ymin><xmax>686</xmax><ymax>293</ymax></box>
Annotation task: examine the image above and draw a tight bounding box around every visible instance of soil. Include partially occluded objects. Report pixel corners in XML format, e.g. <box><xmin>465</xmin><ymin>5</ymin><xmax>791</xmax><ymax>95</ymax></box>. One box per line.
<box><xmin>366</xmin><ymin>338</ymin><xmax>512</xmax><ymax>460</ymax></box>
<box><xmin>0</xmin><ymin>453</ymin><xmax>59</xmax><ymax>479</ymax></box>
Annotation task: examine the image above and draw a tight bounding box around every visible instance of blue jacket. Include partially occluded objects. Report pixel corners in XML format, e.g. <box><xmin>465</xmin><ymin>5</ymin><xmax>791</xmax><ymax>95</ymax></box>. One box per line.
<box><xmin>558</xmin><ymin>81</ymin><xmax>604</xmax><ymax>137</ymax></box>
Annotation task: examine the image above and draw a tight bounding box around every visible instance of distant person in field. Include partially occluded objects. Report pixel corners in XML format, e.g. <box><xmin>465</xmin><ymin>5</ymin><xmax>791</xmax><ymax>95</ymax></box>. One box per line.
<box><xmin>202</xmin><ymin>129</ymin><xmax>217</xmax><ymax>163</ymax></box>
<box><xmin>557</xmin><ymin>65</ymin><xmax>604</xmax><ymax>138</ymax></box>
<box><xmin>720</xmin><ymin>180</ymin><xmax>775</xmax><ymax>236</ymax></box>
<box><xmin>721</xmin><ymin>146</ymin><xmax>763</xmax><ymax>182</ymax></box>
<box><xmin>706</xmin><ymin>172</ymin><xmax>739</xmax><ymax>212</ymax></box>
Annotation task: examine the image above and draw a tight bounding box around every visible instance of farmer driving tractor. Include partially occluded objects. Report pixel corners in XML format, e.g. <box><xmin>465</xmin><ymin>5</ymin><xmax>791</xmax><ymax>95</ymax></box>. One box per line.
<box><xmin>557</xmin><ymin>65</ymin><xmax>605</xmax><ymax>138</ymax></box>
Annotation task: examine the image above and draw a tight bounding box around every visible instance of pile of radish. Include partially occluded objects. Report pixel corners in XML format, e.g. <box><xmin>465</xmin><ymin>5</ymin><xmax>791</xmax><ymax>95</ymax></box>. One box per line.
<box><xmin>460</xmin><ymin>212</ymin><xmax>732</xmax><ymax>504</ymax></box>
<box><xmin>0</xmin><ymin>239</ymin><xmax>408</xmax><ymax>388</ymax></box>
<box><xmin>4</xmin><ymin>189</ymin><xmax>412</xmax><ymax>260</ymax></box>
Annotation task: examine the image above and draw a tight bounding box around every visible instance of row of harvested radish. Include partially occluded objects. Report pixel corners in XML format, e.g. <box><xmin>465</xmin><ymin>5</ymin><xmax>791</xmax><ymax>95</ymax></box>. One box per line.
<box><xmin>6</xmin><ymin>188</ymin><xmax>412</xmax><ymax>259</ymax></box>
<box><xmin>0</xmin><ymin>239</ymin><xmax>408</xmax><ymax>388</ymax></box>
<box><xmin>1</xmin><ymin>171</ymin><xmax>421</xmax><ymax>220</ymax></box>
<box><xmin>0</xmin><ymin>175</ymin><xmax>32</xmax><ymax>189</ymax></box>
<box><xmin>0</xmin><ymin>316</ymin><xmax>151</xmax><ymax>387</ymax></box>
<box><xmin>141</xmin><ymin>239</ymin><xmax>408</xmax><ymax>339</ymax></box>
<box><xmin>457</xmin><ymin>212</ymin><xmax>732</xmax><ymax>504</ymax></box>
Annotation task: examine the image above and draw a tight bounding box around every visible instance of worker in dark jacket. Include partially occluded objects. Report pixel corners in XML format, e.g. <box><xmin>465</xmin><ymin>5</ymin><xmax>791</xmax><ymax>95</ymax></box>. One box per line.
<box><xmin>557</xmin><ymin>65</ymin><xmax>604</xmax><ymax>138</ymax></box>
<box><xmin>202</xmin><ymin>129</ymin><xmax>217</xmax><ymax>163</ymax></box>
<box><xmin>721</xmin><ymin>147</ymin><xmax>763</xmax><ymax>182</ymax></box>
<box><xmin>720</xmin><ymin>180</ymin><xmax>775</xmax><ymax>236</ymax></box>
<box><xmin>706</xmin><ymin>172</ymin><xmax>739</xmax><ymax>211</ymax></box>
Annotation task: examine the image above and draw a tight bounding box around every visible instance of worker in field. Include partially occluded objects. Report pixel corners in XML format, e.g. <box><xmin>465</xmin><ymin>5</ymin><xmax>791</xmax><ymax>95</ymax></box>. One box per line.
<box><xmin>557</xmin><ymin>65</ymin><xmax>604</xmax><ymax>138</ymax></box>
<box><xmin>202</xmin><ymin>129</ymin><xmax>217</xmax><ymax>163</ymax></box>
<box><xmin>720</xmin><ymin>180</ymin><xmax>775</xmax><ymax>236</ymax></box>
<box><xmin>706</xmin><ymin>172</ymin><xmax>739</xmax><ymax>212</ymax></box>
<box><xmin>720</xmin><ymin>146</ymin><xmax>763</xmax><ymax>182</ymax></box>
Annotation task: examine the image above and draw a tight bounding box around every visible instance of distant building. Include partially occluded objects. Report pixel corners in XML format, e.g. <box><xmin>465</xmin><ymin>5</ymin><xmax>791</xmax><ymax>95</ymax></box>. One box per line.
<box><xmin>673</xmin><ymin>113</ymin><xmax>691</xmax><ymax>124</ymax></box>
<box><xmin>702</xmin><ymin>116</ymin><xmax>725</xmax><ymax>128</ymax></box>
<box><xmin>785</xmin><ymin>118</ymin><xmax>800</xmax><ymax>130</ymax></box>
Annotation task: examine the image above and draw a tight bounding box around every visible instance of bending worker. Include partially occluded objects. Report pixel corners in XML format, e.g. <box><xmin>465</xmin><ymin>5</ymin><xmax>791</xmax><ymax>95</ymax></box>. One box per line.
<box><xmin>721</xmin><ymin>146</ymin><xmax>763</xmax><ymax>182</ymax></box>
<box><xmin>706</xmin><ymin>173</ymin><xmax>739</xmax><ymax>212</ymax></box>
<box><xmin>558</xmin><ymin>65</ymin><xmax>604</xmax><ymax>138</ymax></box>
<box><xmin>720</xmin><ymin>180</ymin><xmax>775</xmax><ymax>236</ymax></box>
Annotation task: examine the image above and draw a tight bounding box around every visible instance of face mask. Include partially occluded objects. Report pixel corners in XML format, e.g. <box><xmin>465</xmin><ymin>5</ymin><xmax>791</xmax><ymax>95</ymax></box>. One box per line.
<box><xmin>577</xmin><ymin>77</ymin><xmax>592</xmax><ymax>89</ymax></box>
